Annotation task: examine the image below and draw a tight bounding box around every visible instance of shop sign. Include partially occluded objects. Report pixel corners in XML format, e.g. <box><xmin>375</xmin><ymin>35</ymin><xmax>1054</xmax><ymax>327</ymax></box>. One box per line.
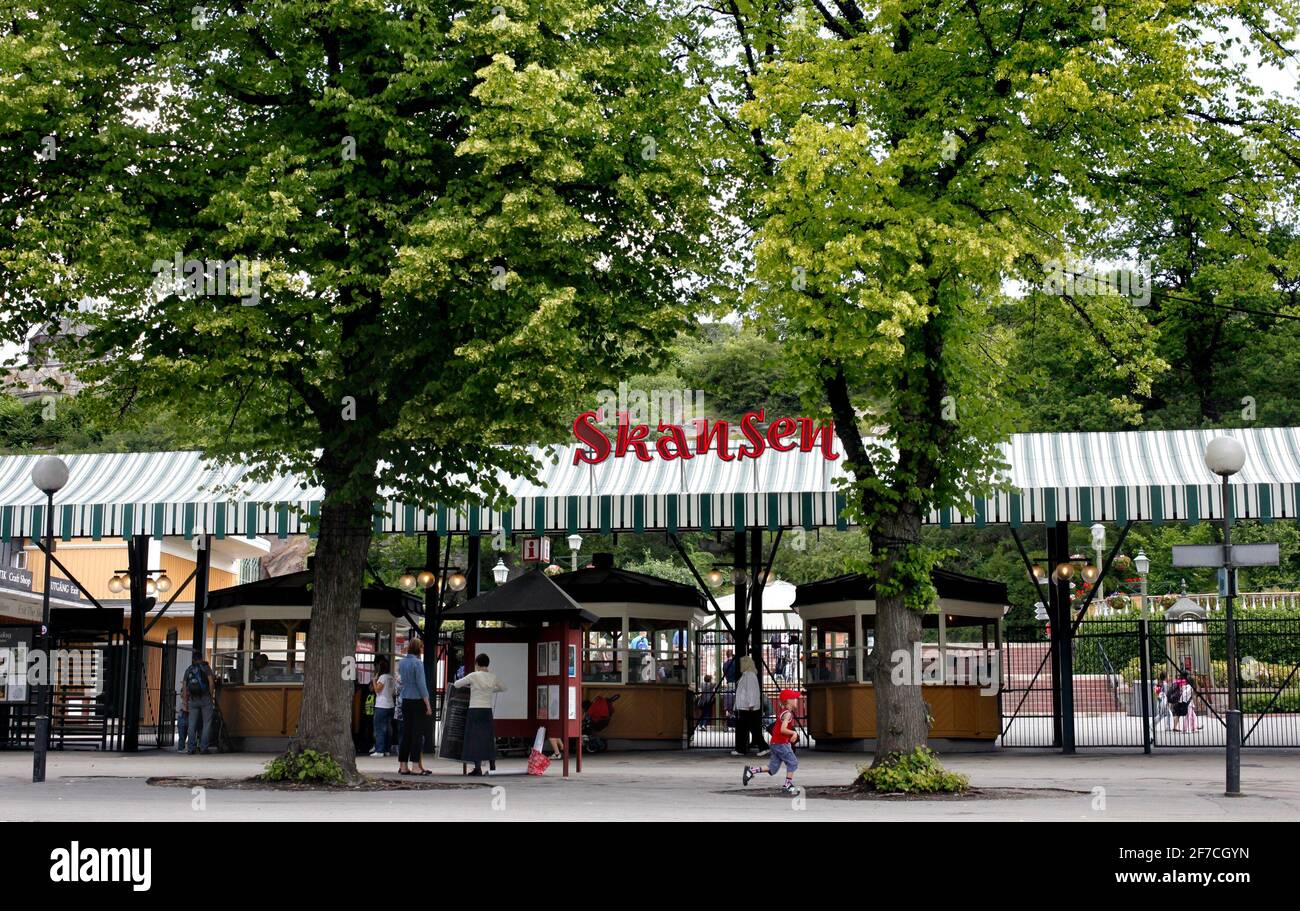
<box><xmin>572</xmin><ymin>409</ymin><xmax>839</xmax><ymax>465</ymax></box>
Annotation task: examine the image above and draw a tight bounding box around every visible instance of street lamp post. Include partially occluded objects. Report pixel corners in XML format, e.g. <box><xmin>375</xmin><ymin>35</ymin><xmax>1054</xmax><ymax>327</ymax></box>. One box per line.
<box><xmin>30</xmin><ymin>456</ymin><xmax>69</xmax><ymax>784</ymax></box>
<box><xmin>1135</xmin><ymin>549</ymin><xmax>1152</xmax><ymax>752</ymax></box>
<box><xmin>567</xmin><ymin>534</ymin><xmax>583</xmax><ymax>572</ymax></box>
<box><xmin>1204</xmin><ymin>436</ymin><xmax>1246</xmax><ymax>796</ymax></box>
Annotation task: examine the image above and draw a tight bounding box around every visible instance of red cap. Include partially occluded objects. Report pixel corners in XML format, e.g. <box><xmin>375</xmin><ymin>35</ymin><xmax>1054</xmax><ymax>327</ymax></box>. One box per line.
<box><xmin>779</xmin><ymin>689</ymin><xmax>801</xmax><ymax>702</ymax></box>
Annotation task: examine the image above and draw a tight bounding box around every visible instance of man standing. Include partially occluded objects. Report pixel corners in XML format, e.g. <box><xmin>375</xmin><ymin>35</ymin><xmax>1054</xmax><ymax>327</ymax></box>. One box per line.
<box><xmin>182</xmin><ymin>653</ymin><xmax>217</xmax><ymax>754</ymax></box>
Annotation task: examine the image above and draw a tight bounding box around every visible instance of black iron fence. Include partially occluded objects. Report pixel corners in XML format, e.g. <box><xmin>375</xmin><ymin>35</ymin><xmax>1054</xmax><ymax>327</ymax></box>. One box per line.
<box><xmin>691</xmin><ymin>627</ymin><xmax>807</xmax><ymax>749</ymax></box>
<box><xmin>1000</xmin><ymin>618</ymin><xmax>1300</xmax><ymax>748</ymax></box>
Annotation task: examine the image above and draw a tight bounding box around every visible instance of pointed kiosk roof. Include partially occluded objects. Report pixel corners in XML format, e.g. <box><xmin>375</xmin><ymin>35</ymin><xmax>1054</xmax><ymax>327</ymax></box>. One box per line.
<box><xmin>443</xmin><ymin>567</ymin><xmax>599</xmax><ymax>624</ymax></box>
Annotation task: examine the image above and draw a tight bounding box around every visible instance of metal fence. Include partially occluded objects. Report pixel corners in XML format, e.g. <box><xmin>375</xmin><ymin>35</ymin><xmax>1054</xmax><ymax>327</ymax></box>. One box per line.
<box><xmin>1000</xmin><ymin>618</ymin><xmax>1300</xmax><ymax>748</ymax></box>
<box><xmin>691</xmin><ymin>628</ymin><xmax>808</xmax><ymax>749</ymax></box>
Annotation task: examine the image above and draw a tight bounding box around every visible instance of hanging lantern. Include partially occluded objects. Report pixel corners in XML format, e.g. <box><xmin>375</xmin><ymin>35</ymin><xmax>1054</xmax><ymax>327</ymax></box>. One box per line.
<box><xmin>107</xmin><ymin>575</ymin><xmax>124</xmax><ymax>594</ymax></box>
<box><xmin>706</xmin><ymin>568</ymin><xmax>725</xmax><ymax>587</ymax></box>
<box><xmin>156</xmin><ymin>573</ymin><xmax>173</xmax><ymax>594</ymax></box>
<box><xmin>1080</xmin><ymin>565</ymin><xmax>1100</xmax><ymax>584</ymax></box>
<box><xmin>447</xmin><ymin>571</ymin><xmax>467</xmax><ymax>592</ymax></box>
<box><xmin>416</xmin><ymin>569</ymin><xmax>436</xmax><ymax>589</ymax></box>
<box><xmin>398</xmin><ymin>572</ymin><xmax>417</xmax><ymax>591</ymax></box>
<box><xmin>144</xmin><ymin>577</ymin><xmax>157</xmax><ymax>596</ymax></box>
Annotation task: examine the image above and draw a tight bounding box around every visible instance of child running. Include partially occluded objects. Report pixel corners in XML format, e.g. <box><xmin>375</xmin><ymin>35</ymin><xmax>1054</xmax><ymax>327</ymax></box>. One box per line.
<box><xmin>743</xmin><ymin>689</ymin><xmax>801</xmax><ymax>795</ymax></box>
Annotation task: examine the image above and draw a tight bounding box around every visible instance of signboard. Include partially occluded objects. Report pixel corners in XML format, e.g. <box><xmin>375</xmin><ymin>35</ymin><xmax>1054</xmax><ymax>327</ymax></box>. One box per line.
<box><xmin>47</xmin><ymin>576</ymin><xmax>86</xmax><ymax>601</ymax></box>
<box><xmin>0</xmin><ymin>566</ymin><xmax>33</xmax><ymax>594</ymax></box>
<box><xmin>522</xmin><ymin>537</ymin><xmax>551</xmax><ymax>564</ymax></box>
<box><xmin>1172</xmin><ymin>543</ymin><xmax>1280</xmax><ymax>568</ymax></box>
<box><xmin>572</xmin><ymin>408</ymin><xmax>839</xmax><ymax>465</ymax></box>
<box><xmin>0</xmin><ymin>626</ymin><xmax>33</xmax><ymax>704</ymax></box>
<box><xmin>438</xmin><ymin>685</ymin><xmax>470</xmax><ymax>761</ymax></box>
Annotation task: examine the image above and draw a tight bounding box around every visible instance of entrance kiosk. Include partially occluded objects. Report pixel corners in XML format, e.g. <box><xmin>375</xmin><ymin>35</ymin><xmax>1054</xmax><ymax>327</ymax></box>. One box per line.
<box><xmin>794</xmin><ymin>569</ymin><xmax>1008</xmax><ymax>750</ymax></box>
<box><xmin>205</xmin><ymin>571</ymin><xmax>418</xmax><ymax>750</ymax></box>
<box><xmin>442</xmin><ymin>569</ymin><xmax>592</xmax><ymax>775</ymax></box>
<box><xmin>550</xmin><ymin>553</ymin><xmax>705</xmax><ymax>749</ymax></box>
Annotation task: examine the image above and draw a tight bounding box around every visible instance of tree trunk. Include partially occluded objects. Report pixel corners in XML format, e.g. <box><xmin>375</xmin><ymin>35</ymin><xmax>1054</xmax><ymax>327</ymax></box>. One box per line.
<box><xmin>291</xmin><ymin>491</ymin><xmax>373</xmax><ymax>779</ymax></box>
<box><xmin>868</xmin><ymin>512</ymin><xmax>930</xmax><ymax>765</ymax></box>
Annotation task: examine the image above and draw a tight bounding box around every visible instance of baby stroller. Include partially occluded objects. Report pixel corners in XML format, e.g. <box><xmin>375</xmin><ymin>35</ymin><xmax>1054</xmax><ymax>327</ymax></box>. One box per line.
<box><xmin>582</xmin><ymin>694</ymin><xmax>620</xmax><ymax>753</ymax></box>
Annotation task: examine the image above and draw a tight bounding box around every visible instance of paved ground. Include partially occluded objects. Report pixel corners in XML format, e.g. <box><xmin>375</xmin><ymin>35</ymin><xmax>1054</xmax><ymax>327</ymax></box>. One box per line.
<box><xmin>1</xmin><ymin>748</ymin><xmax>1298</xmax><ymax>821</ymax></box>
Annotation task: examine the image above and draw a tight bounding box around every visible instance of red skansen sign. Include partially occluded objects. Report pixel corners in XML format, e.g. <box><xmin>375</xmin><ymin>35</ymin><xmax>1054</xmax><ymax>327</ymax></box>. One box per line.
<box><xmin>571</xmin><ymin>410</ymin><xmax>839</xmax><ymax>465</ymax></box>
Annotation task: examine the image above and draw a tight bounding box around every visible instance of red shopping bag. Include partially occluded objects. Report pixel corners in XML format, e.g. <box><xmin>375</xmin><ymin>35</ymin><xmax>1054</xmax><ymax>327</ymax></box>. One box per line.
<box><xmin>527</xmin><ymin>749</ymin><xmax>551</xmax><ymax>776</ymax></box>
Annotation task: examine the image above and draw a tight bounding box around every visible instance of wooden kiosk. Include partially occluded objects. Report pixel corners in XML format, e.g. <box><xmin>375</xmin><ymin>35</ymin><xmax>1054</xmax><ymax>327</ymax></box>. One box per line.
<box><xmin>442</xmin><ymin>569</ymin><xmax>592</xmax><ymax>775</ymax></box>
<box><xmin>205</xmin><ymin>571</ymin><xmax>420</xmax><ymax>750</ymax></box>
<box><xmin>794</xmin><ymin>569</ymin><xmax>1008</xmax><ymax>751</ymax></box>
<box><xmin>550</xmin><ymin>553</ymin><xmax>705</xmax><ymax>749</ymax></box>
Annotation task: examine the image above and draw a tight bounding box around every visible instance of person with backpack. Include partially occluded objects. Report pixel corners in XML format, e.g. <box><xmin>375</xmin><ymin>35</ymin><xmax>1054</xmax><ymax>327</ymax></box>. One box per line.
<box><xmin>742</xmin><ymin>689</ymin><xmax>801</xmax><ymax>796</ymax></box>
<box><xmin>1170</xmin><ymin>671</ymin><xmax>1191</xmax><ymax>733</ymax></box>
<box><xmin>695</xmin><ymin>674</ymin><xmax>717</xmax><ymax>730</ymax></box>
<box><xmin>181</xmin><ymin>653</ymin><xmax>217</xmax><ymax>754</ymax></box>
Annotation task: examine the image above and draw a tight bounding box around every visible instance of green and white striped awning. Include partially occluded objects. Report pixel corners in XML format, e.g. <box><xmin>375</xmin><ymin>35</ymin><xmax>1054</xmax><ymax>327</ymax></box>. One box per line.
<box><xmin>2</xmin><ymin>427</ymin><xmax>1299</xmax><ymax>540</ymax></box>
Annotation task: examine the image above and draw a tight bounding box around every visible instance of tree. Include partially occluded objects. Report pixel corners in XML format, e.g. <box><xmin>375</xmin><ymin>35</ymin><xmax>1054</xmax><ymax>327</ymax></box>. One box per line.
<box><xmin>709</xmin><ymin>0</ymin><xmax>1300</xmax><ymax>771</ymax></box>
<box><xmin>2</xmin><ymin>0</ymin><xmax>723</xmax><ymax>777</ymax></box>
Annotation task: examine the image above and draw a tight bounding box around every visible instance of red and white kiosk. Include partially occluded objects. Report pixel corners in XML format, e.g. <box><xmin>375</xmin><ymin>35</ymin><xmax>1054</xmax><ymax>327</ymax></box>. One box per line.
<box><xmin>442</xmin><ymin>569</ymin><xmax>593</xmax><ymax>775</ymax></box>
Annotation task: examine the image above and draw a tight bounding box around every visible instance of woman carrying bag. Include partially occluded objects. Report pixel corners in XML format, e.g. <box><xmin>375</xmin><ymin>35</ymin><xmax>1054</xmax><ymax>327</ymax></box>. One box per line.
<box><xmin>453</xmin><ymin>652</ymin><xmax>508</xmax><ymax>775</ymax></box>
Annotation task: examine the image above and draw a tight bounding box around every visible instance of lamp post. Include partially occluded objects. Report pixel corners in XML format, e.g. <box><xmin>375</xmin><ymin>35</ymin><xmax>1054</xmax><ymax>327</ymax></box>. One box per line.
<box><xmin>1204</xmin><ymin>435</ymin><xmax>1246</xmax><ymax>795</ymax></box>
<box><xmin>566</xmin><ymin>534</ymin><xmax>583</xmax><ymax>572</ymax></box>
<box><xmin>30</xmin><ymin>456</ymin><xmax>68</xmax><ymax>784</ymax></box>
<box><xmin>1090</xmin><ymin>523</ymin><xmax>1106</xmax><ymax>605</ymax></box>
<box><xmin>1135</xmin><ymin>549</ymin><xmax>1152</xmax><ymax>752</ymax></box>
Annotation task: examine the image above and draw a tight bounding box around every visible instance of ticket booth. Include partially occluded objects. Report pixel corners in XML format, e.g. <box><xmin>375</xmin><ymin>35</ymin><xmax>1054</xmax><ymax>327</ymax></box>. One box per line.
<box><xmin>442</xmin><ymin>569</ymin><xmax>592</xmax><ymax>775</ymax></box>
<box><xmin>205</xmin><ymin>570</ymin><xmax>420</xmax><ymax>751</ymax></box>
<box><xmin>550</xmin><ymin>553</ymin><xmax>705</xmax><ymax>750</ymax></box>
<box><xmin>794</xmin><ymin>568</ymin><xmax>1008</xmax><ymax>750</ymax></box>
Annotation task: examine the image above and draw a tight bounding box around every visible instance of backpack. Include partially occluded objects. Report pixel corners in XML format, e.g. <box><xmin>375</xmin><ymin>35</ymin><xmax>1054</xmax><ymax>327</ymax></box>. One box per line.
<box><xmin>184</xmin><ymin>664</ymin><xmax>208</xmax><ymax>698</ymax></box>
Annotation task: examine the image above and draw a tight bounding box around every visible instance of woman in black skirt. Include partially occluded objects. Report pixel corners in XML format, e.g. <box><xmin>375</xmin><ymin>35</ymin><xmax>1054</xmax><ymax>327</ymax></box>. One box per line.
<box><xmin>452</xmin><ymin>653</ymin><xmax>507</xmax><ymax>775</ymax></box>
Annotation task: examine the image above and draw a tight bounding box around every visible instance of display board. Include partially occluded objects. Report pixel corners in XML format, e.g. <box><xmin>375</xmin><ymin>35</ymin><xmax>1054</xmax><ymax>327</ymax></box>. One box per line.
<box><xmin>438</xmin><ymin>686</ymin><xmax>470</xmax><ymax>761</ymax></box>
<box><xmin>475</xmin><ymin>641</ymin><xmax>528</xmax><ymax>719</ymax></box>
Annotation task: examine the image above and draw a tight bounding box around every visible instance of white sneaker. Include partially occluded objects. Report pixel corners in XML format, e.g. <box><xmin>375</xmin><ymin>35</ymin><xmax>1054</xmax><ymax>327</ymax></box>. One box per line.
<box><xmin>757</xmin><ymin>750</ymin><xmax>770</xmax><ymax>757</ymax></box>
<box><xmin>730</xmin><ymin>750</ymin><xmax>743</xmax><ymax>756</ymax></box>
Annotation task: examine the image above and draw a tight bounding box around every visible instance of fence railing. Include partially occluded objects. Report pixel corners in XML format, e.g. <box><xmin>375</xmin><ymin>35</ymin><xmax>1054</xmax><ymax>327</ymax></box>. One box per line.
<box><xmin>1000</xmin><ymin>618</ymin><xmax>1300</xmax><ymax>748</ymax></box>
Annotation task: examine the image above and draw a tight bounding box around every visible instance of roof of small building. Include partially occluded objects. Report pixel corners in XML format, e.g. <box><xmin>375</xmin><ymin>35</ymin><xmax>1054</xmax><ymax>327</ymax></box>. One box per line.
<box><xmin>206</xmin><ymin>570</ymin><xmax>422</xmax><ymax>617</ymax></box>
<box><xmin>792</xmin><ymin>568</ymin><xmax>1008</xmax><ymax>608</ymax></box>
<box><xmin>549</xmin><ymin>564</ymin><xmax>705</xmax><ymax>610</ymax></box>
<box><xmin>442</xmin><ymin>568</ymin><xmax>599</xmax><ymax>624</ymax></box>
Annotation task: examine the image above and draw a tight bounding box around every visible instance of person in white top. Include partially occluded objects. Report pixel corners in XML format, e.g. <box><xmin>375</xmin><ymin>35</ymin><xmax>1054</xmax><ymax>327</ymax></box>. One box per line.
<box><xmin>453</xmin><ymin>653</ymin><xmax>508</xmax><ymax>775</ymax></box>
<box><xmin>369</xmin><ymin>656</ymin><xmax>396</xmax><ymax>756</ymax></box>
<box><xmin>732</xmin><ymin>655</ymin><xmax>769</xmax><ymax>757</ymax></box>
